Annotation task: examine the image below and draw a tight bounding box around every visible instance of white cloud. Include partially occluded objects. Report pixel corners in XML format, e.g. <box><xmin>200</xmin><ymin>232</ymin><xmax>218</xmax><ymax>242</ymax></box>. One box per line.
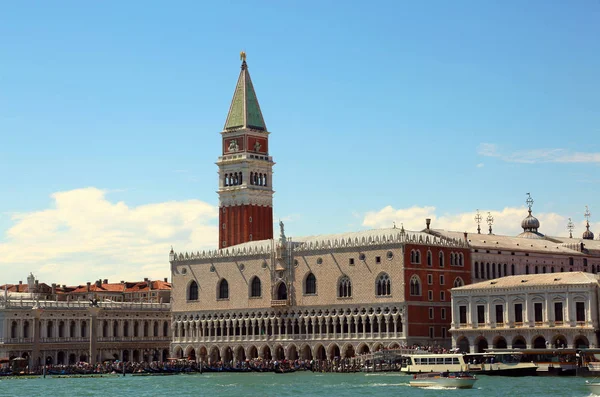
<box><xmin>0</xmin><ymin>187</ymin><xmax>218</xmax><ymax>285</ymax></box>
<box><xmin>476</xmin><ymin>163</ymin><xmax>484</xmax><ymax>168</ymax></box>
<box><xmin>362</xmin><ymin>204</ymin><xmax>599</xmax><ymax>238</ymax></box>
<box><xmin>477</xmin><ymin>143</ymin><xmax>600</xmax><ymax>164</ymax></box>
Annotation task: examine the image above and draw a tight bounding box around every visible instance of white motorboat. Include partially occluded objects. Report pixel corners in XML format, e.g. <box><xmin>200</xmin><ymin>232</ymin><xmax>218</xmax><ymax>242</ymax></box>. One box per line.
<box><xmin>409</xmin><ymin>371</ymin><xmax>477</xmax><ymax>389</ymax></box>
<box><xmin>585</xmin><ymin>381</ymin><xmax>600</xmax><ymax>394</ymax></box>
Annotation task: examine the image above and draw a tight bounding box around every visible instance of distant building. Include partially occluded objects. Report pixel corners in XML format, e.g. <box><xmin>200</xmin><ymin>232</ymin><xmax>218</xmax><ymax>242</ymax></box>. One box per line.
<box><xmin>425</xmin><ymin>199</ymin><xmax>600</xmax><ymax>282</ymax></box>
<box><xmin>169</xmin><ymin>58</ymin><xmax>472</xmax><ymax>364</ymax></box>
<box><xmin>0</xmin><ymin>273</ymin><xmax>172</xmax><ymax>368</ymax></box>
<box><xmin>450</xmin><ymin>272</ymin><xmax>599</xmax><ymax>352</ymax></box>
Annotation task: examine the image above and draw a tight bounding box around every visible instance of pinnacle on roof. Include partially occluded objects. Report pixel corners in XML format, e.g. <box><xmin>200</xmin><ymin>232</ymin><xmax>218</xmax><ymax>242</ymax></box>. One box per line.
<box><xmin>224</xmin><ymin>53</ymin><xmax>267</xmax><ymax>131</ymax></box>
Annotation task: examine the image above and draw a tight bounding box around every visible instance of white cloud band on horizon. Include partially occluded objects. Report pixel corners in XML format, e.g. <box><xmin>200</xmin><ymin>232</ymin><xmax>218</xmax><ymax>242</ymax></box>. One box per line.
<box><xmin>0</xmin><ymin>187</ymin><xmax>219</xmax><ymax>285</ymax></box>
<box><xmin>478</xmin><ymin>143</ymin><xmax>600</xmax><ymax>164</ymax></box>
<box><xmin>362</xmin><ymin>204</ymin><xmax>598</xmax><ymax>238</ymax></box>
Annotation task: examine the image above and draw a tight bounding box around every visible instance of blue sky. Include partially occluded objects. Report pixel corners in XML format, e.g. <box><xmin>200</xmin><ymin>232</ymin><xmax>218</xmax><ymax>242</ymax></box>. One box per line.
<box><xmin>1</xmin><ymin>1</ymin><xmax>599</xmax><ymax>284</ymax></box>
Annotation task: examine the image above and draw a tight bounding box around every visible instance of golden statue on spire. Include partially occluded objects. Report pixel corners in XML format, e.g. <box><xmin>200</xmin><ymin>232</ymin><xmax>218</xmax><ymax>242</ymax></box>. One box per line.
<box><xmin>240</xmin><ymin>51</ymin><xmax>246</xmax><ymax>62</ymax></box>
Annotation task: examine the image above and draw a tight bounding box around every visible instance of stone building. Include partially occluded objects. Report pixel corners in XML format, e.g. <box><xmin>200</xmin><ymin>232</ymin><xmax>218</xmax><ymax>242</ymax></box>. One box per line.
<box><xmin>425</xmin><ymin>198</ymin><xmax>600</xmax><ymax>283</ymax></box>
<box><xmin>169</xmin><ymin>57</ymin><xmax>472</xmax><ymax>363</ymax></box>
<box><xmin>449</xmin><ymin>272</ymin><xmax>599</xmax><ymax>353</ymax></box>
<box><xmin>0</xmin><ymin>274</ymin><xmax>172</xmax><ymax>368</ymax></box>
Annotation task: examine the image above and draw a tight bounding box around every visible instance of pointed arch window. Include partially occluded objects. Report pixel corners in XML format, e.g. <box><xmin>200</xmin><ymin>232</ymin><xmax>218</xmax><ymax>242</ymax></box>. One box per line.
<box><xmin>250</xmin><ymin>276</ymin><xmax>261</xmax><ymax>298</ymax></box>
<box><xmin>338</xmin><ymin>276</ymin><xmax>352</xmax><ymax>298</ymax></box>
<box><xmin>305</xmin><ymin>273</ymin><xmax>317</xmax><ymax>295</ymax></box>
<box><xmin>453</xmin><ymin>277</ymin><xmax>465</xmax><ymax>288</ymax></box>
<box><xmin>376</xmin><ymin>273</ymin><xmax>391</xmax><ymax>296</ymax></box>
<box><xmin>218</xmin><ymin>279</ymin><xmax>229</xmax><ymax>299</ymax></box>
<box><xmin>410</xmin><ymin>275</ymin><xmax>421</xmax><ymax>296</ymax></box>
<box><xmin>427</xmin><ymin>251</ymin><xmax>432</xmax><ymax>267</ymax></box>
<box><xmin>439</xmin><ymin>251</ymin><xmax>445</xmax><ymax>267</ymax></box>
<box><xmin>188</xmin><ymin>280</ymin><xmax>199</xmax><ymax>301</ymax></box>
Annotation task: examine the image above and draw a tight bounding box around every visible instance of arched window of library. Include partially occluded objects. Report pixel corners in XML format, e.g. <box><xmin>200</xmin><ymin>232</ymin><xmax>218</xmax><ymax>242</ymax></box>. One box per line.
<box><xmin>250</xmin><ymin>276</ymin><xmax>262</xmax><ymax>298</ymax></box>
<box><xmin>410</xmin><ymin>275</ymin><xmax>421</xmax><ymax>296</ymax></box>
<box><xmin>218</xmin><ymin>279</ymin><xmax>229</xmax><ymax>299</ymax></box>
<box><xmin>453</xmin><ymin>277</ymin><xmax>465</xmax><ymax>288</ymax></box>
<box><xmin>338</xmin><ymin>276</ymin><xmax>352</xmax><ymax>298</ymax></box>
<box><xmin>376</xmin><ymin>273</ymin><xmax>391</xmax><ymax>296</ymax></box>
<box><xmin>305</xmin><ymin>273</ymin><xmax>317</xmax><ymax>295</ymax></box>
<box><xmin>188</xmin><ymin>280</ymin><xmax>199</xmax><ymax>301</ymax></box>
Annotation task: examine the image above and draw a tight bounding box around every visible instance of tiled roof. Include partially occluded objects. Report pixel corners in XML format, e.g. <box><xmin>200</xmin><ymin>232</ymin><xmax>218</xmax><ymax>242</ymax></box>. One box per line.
<box><xmin>453</xmin><ymin>272</ymin><xmax>599</xmax><ymax>291</ymax></box>
<box><xmin>429</xmin><ymin>229</ymin><xmax>587</xmax><ymax>255</ymax></box>
<box><xmin>224</xmin><ymin>60</ymin><xmax>266</xmax><ymax>131</ymax></box>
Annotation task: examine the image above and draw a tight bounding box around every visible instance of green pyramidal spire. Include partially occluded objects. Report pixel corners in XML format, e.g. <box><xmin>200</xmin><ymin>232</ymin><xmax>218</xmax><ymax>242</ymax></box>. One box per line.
<box><xmin>224</xmin><ymin>59</ymin><xmax>267</xmax><ymax>131</ymax></box>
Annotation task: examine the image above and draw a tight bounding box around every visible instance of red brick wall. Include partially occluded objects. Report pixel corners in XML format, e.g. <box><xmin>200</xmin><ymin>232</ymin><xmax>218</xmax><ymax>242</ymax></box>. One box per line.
<box><xmin>403</xmin><ymin>243</ymin><xmax>472</xmax><ymax>341</ymax></box>
<box><xmin>219</xmin><ymin>205</ymin><xmax>273</xmax><ymax>248</ymax></box>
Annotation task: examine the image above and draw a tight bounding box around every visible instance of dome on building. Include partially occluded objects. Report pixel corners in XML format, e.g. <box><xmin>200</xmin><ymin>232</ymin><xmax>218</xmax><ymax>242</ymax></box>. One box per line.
<box><xmin>583</xmin><ymin>222</ymin><xmax>594</xmax><ymax>240</ymax></box>
<box><xmin>521</xmin><ymin>212</ymin><xmax>540</xmax><ymax>231</ymax></box>
<box><xmin>517</xmin><ymin>194</ymin><xmax>544</xmax><ymax>239</ymax></box>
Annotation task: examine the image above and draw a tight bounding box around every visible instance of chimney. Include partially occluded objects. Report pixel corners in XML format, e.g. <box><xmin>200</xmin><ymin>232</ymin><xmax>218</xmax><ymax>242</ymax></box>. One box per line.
<box><xmin>19</xmin><ymin>281</ymin><xmax>22</xmax><ymax>285</ymax></box>
<box><xmin>120</xmin><ymin>280</ymin><xmax>124</xmax><ymax>284</ymax></box>
<box><xmin>144</xmin><ymin>277</ymin><xmax>148</xmax><ymax>282</ymax></box>
<box><xmin>164</xmin><ymin>278</ymin><xmax>168</xmax><ymax>283</ymax></box>
<box><xmin>464</xmin><ymin>232</ymin><xmax>468</xmax><ymax>241</ymax></box>
<box><xmin>425</xmin><ymin>218</ymin><xmax>431</xmax><ymax>230</ymax></box>
<box><xmin>103</xmin><ymin>279</ymin><xmax>108</xmax><ymax>284</ymax></box>
<box><xmin>86</xmin><ymin>282</ymin><xmax>91</xmax><ymax>292</ymax></box>
<box><xmin>51</xmin><ymin>283</ymin><xmax>56</xmax><ymax>295</ymax></box>
<box><xmin>95</xmin><ymin>280</ymin><xmax>102</xmax><ymax>287</ymax></box>
<box><xmin>62</xmin><ymin>285</ymin><xmax>66</xmax><ymax>289</ymax></box>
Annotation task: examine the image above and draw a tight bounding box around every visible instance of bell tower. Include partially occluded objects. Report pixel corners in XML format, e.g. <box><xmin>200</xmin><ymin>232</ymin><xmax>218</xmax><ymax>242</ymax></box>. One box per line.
<box><xmin>217</xmin><ymin>53</ymin><xmax>274</xmax><ymax>248</ymax></box>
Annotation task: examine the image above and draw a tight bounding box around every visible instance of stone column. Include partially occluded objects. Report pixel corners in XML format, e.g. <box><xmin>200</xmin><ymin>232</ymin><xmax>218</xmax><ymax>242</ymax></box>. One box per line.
<box><xmin>89</xmin><ymin>306</ymin><xmax>101</xmax><ymax>365</ymax></box>
<box><xmin>31</xmin><ymin>308</ymin><xmax>43</xmax><ymax>371</ymax></box>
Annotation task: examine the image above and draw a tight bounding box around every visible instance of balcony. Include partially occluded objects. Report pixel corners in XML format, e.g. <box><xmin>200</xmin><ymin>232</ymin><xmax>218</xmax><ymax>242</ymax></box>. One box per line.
<box><xmin>271</xmin><ymin>300</ymin><xmax>288</xmax><ymax>307</ymax></box>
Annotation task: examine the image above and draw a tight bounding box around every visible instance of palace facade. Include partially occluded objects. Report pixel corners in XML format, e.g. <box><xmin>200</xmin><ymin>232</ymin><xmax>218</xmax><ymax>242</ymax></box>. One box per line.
<box><xmin>0</xmin><ymin>274</ymin><xmax>172</xmax><ymax>368</ymax></box>
<box><xmin>450</xmin><ymin>272</ymin><xmax>599</xmax><ymax>353</ymax></box>
<box><xmin>169</xmin><ymin>57</ymin><xmax>471</xmax><ymax>363</ymax></box>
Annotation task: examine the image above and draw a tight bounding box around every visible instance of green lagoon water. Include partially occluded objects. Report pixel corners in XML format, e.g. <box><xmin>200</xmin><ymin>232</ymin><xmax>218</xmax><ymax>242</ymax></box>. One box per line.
<box><xmin>0</xmin><ymin>372</ymin><xmax>596</xmax><ymax>397</ymax></box>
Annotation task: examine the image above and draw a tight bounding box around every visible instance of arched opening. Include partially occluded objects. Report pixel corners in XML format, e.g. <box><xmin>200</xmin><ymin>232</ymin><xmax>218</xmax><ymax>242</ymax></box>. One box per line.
<box><xmin>68</xmin><ymin>354</ymin><xmax>77</xmax><ymax>365</ymax></box>
<box><xmin>274</xmin><ymin>345</ymin><xmax>285</xmax><ymax>360</ymax></box>
<box><xmin>81</xmin><ymin>321</ymin><xmax>87</xmax><ymax>338</ymax></box>
<box><xmin>188</xmin><ymin>281</ymin><xmax>199</xmax><ymax>301</ymax></box>
<box><xmin>153</xmin><ymin>321</ymin><xmax>159</xmax><ymax>336</ymax></box>
<box><xmin>46</xmin><ymin>321</ymin><xmax>53</xmax><ymax>338</ymax></box>
<box><xmin>143</xmin><ymin>321</ymin><xmax>149</xmax><ymax>337</ymax></box>
<box><xmin>57</xmin><ymin>351</ymin><xmax>65</xmax><ymax>365</ymax></box>
<box><xmin>58</xmin><ymin>321</ymin><xmax>64</xmax><ymax>337</ymax></box>
<box><xmin>235</xmin><ymin>346</ymin><xmax>246</xmax><ymax>362</ymax></box>
<box><xmin>133</xmin><ymin>350</ymin><xmax>140</xmax><ymax>362</ymax></box>
<box><xmin>493</xmin><ymin>336</ymin><xmax>508</xmax><ymax>349</ymax></box>
<box><xmin>261</xmin><ymin>345</ymin><xmax>272</xmax><ymax>360</ymax></box>
<box><xmin>287</xmin><ymin>345</ymin><xmax>299</xmax><ymax>360</ymax></box>
<box><xmin>457</xmin><ymin>337</ymin><xmax>470</xmax><ymax>353</ymax></box>
<box><xmin>376</xmin><ymin>273</ymin><xmax>391</xmax><ymax>296</ymax></box>
<box><xmin>358</xmin><ymin>344</ymin><xmax>370</xmax><ymax>355</ymax></box>
<box><xmin>475</xmin><ymin>337</ymin><xmax>489</xmax><ymax>353</ymax></box>
<box><xmin>574</xmin><ymin>336</ymin><xmax>590</xmax><ymax>349</ymax></box>
<box><xmin>343</xmin><ymin>344</ymin><xmax>355</xmax><ymax>358</ymax></box>
<box><xmin>315</xmin><ymin>345</ymin><xmax>326</xmax><ymax>360</ymax></box>
<box><xmin>46</xmin><ymin>356</ymin><xmax>53</xmax><ymax>365</ymax></box>
<box><xmin>163</xmin><ymin>321</ymin><xmax>169</xmax><ymax>337</ymax></box>
<box><xmin>222</xmin><ymin>346</ymin><xmax>233</xmax><ymax>363</ymax></box>
<box><xmin>250</xmin><ymin>276</ymin><xmax>261</xmax><ymax>297</ymax></box>
<box><xmin>173</xmin><ymin>346</ymin><xmax>183</xmax><ymax>359</ymax></box>
<box><xmin>276</xmin><ymin>282</ymin><xmax>287</xmax><ymax>300</ymax></box>
<box><xmin>301</xmin><ymin>345</ymin><xmax>313</xmax><ymax>360</ymax></box>
<box><xmin>187</xmin><ymin>348</ymin><xmax>196</xmax><ymax>361</ymax></box>
<box><xmin>533</xmin><ymin>336</ymin><xmax>546</xmax><ymax>349</ymax></box>
<box><xmin>79</xmin><ymin>354</ymin><xmax>87</xmax><ymax>363</ymax></box>
<box><xmin>512</xmin><ymin>336</ymin><xmax>526</xmax><ymax>349</ymax></box>
<box><xmin>23</xmin><ymin>321</ymin><xmax>30</xmax><ymax>338</ymax></box>
<box><xmin>133</xmin><ymin>321</ymin><xmax>139</xmax><ymax>337</ymax></box>
<box><xmin>328</xmin><ymin>344</ymin><xmax>341</xmax><ymax>360</ymax></box>
<box><xmin>122</xmin><ymin>350</ymin><xmax>130</xmax><ymax>362</ymax></box>
<box><xmin>209</xmin><ymin>346</ymin><xmax>220</xmax><ymax>364</ymax></box>
<box><xmin>305</xmin><ymin>273</ymin><xmax>317</xmax><ymax>294</ymax></box>
<box><xmin>70</xmin><ymin>321</ymin><xmax>76</xmax><ymax>337</ymax></box>
<box><xmin>247</xmin><ymin>345</ymin><xmax>258</xmax><ymax>359</ymax></box>
<box><xmin>162</xmin><ymin>349</ymin><xmax>169</xmax><ymax>362</ymax></box>
<box><xmin>218</xmin><ymin>279</ymin><xmax>229</xmax><ymax>299</ymax></box>
<box><xmin>552</xmin><ymin>335</ymin><xmax>567</xmax><ymax>349</ymax></box>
